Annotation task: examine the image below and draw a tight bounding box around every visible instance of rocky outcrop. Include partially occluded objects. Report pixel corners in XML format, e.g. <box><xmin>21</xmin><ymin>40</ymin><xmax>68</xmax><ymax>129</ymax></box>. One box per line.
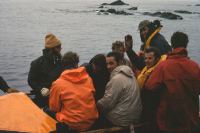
<box><xmin>143</xmin><ymin>12</ymin><xmax>183</xmax><ymax>20</ymax></box>
<box><xmin>195</xmin><ymin>4</ymin><xmax>200</xmax><ymax>6</ymax></box>
<box><xmin>98</xmin><ymin>9</ymin><xmax>133</xmax><ymax>15</ymax></box>
<box><xmin>98</xmin><ymin>5</ymin><xmax>104</xmax><ymax>8</ymax></box>
<box><xmin>101</xmin><ymin>0</ymin><xmax>129</xmax><ymax>6</ymax></box>
<box><xmin>174</xmin><ymin>10</ymin><xmax>192</xmax><ymax>14</ymax></box>
<box><xmin>128</xmin><ymin>7</ymin><xmax>138</xmax><ymax>10</ymax></box>
<box><xmin>110</xmin><ymin>0</ymin><xmax>129</xmax><ymax>5</ymax></box>
<box><xmin>101</xmin><ymin>3</ymin><xmax>109</xmax><ymax>6</ymax></box>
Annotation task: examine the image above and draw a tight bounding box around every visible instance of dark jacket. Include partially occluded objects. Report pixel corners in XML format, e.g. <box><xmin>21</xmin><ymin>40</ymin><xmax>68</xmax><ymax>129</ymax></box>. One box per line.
<box><xmin>126</xmin><ymin>33</ymin><xmax>171</xmax><ymax>70</ymax></box>
<box><xmin>84</xmin><ymin>64</ymin><xmax>110</xmax><ymax>102</ymax></box>
<box><xmin>145</xmin><ymin>48</ymin><xmax>200</xmax><ymax>132</ymax></box>
<box><xmin>0</xmin><ymin>76</ymin><xmax>10</xmax><ymax>92</ymax></box>
<box><xmin>28</xmin><ymin>49</ymin><xmax>63</xmax><ymax>107</ymax></box>
<box><xmin>150</xmin><ymin>33</ymin><xmax>171</xmax><ymax>55</ymax></box>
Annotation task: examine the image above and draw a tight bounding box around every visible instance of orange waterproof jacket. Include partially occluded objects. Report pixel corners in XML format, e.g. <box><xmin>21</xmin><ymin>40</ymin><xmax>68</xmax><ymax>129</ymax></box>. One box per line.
<box><xmin>0</xmin><ymin>93</ymin><xmax>56</xmax><ymax>133</ymax></box>
<box><xmin>49</xmin><ymin>67</ymin><xmax>99</xmax><ymax>131</ymax></box>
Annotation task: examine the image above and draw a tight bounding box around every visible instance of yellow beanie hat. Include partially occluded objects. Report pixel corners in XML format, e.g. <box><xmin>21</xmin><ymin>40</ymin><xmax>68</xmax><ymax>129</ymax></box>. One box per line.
<box><xmin>45</xmin><ymin>33</ymin><xmax>61</xmax><ymax>48</ymax></box>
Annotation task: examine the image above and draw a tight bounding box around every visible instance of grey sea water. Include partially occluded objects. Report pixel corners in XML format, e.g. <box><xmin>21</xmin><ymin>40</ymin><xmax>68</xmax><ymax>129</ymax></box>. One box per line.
<box><xmin>0</xmin><ymin>0</ymin><xmax>200</xmax><ymax>94</ymax></box>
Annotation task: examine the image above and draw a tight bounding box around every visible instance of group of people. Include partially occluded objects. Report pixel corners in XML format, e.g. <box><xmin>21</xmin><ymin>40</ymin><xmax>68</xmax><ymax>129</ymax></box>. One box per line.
<box><xmin>0</xmin><ymin>19</ymin><xmax>200</xmax><ymax>133</ymax></box>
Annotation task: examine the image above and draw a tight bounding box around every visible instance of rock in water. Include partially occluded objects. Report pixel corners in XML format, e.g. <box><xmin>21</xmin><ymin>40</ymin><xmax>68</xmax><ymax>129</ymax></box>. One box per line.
<box><xmin>143</xmin><ymin>12</ymin><xmax>183</xmax><ymax>20</ymax></box>
<box><xmin>128</xmin><ymin>7</ymin><xmax>138</xmax><ymax>10</ymax></box>
<box><xmin>174</xmin><ymin>10</ymin><xmax>192</xmax><ymax>14</ymax></box>
<box><xmin>109</xmin><ymin>0</ymin><xmax>129</xmax><ymax>6</ymax></box>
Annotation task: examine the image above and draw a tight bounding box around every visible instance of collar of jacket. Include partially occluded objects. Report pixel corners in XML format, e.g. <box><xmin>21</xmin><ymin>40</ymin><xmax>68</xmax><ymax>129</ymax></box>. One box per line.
<box><xmin>42</xmin><ymin>49</ymin><xmax>61</xmax><ymax>64</ymax></box>
<box><xmin>167</xmin><ymin>47</ymin><xmax>188</xmax><ymax>59</ymax></box>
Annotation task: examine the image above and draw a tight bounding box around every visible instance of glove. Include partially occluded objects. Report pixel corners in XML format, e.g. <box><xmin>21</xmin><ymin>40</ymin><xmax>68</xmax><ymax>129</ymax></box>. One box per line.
<box><xmin>41</xmin><ymin>88</ymin><xmax>50</xmax><ymax>96</ymax></box>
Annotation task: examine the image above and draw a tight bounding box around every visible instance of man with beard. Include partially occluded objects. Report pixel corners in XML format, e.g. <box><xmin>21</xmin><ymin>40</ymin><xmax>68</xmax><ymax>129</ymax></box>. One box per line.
<box><xmin>28</xmin><ymin>33</ymin><xmax>63</xmax><ymax>108</ymax></box>
<box><xmin>125</xmin><ymin>20</ymin><xmax>171</xmax><ymax>70</ymax></box>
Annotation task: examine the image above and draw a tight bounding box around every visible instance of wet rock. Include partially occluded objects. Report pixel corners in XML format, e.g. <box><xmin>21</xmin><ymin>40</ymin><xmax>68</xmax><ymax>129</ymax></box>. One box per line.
<box><xmin>143</xmin><ymin>12</ymin><xmax>183</xmax><ymax>20</ymax></box>
<box><xmin>98</xmin><ymin>9</ymin><xmax>133</xmax><ymax>15</ymax></box>
<box><xmin>174</xmin><ymin>10</ymin><xmax>192</xmax><ymax>14</ymax></box>
<box><xmin>101</xmin><ymin>3</ymin><xmax>109</xmax><ymax>6</ymax></box>
<box><xmin>193</xmin><ymin>12</ymin><xmax>200</xmax><ymax>14</ymax></box>
<box><xmin>101</xmin><ymin>0</ymin><xmax>129</xmax><ymax>6</ymax></box>
<box><xmin>98</xmin><ymin>5</ymin><xmax>104</xmax><ymax>8</ymax></box>
<box><xmin>195</xmin><ymin>4</ymin><xmax>200</xmax><ymax>6</ymax></box>
<box><xmin>128</xmin><ymin>7</ymin><xmax>138</xmax><ymax>10</ymax></box>
<box><xmin>109</xmin><ymin>0</ymin><xmax>129</xmax><ymax>6</ymax></box>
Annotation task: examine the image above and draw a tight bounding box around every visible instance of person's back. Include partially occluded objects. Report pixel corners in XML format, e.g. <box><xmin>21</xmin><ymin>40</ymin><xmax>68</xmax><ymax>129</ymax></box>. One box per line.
<box><xmin>49</xmin><ymin>52</ymin><xmax>98</xmax><ymax>131</ymax></box>
<box><xmin>145</xmin><ymin>32</ymin><xmax>200</xmax><ymax>132</ymax></box>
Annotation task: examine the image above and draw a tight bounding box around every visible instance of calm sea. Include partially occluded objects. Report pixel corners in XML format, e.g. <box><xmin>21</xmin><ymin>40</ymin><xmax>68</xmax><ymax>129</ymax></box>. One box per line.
<box><xmin>0</xmin><ymin>0</ymin><xmax>200</xmax><ymax>93</ymax></box>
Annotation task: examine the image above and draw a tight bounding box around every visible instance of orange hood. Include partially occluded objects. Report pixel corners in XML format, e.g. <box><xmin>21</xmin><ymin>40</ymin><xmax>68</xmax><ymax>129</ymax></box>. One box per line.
<box><xmin>60</xmin><ymin>67</ymin><xmax>89</xmax><ymax>83</ymax></box>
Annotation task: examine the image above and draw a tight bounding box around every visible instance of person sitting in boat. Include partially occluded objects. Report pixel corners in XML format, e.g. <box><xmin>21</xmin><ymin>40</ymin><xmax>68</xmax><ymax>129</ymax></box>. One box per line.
<box><xmin>0</xmin><ymin>76</ymin><xmax>19</xmax><ymax>93</ymax></box>
<box><xmin>83</xmin><ymin>54</ymin><xmax>110</xmax><ymax>102</ymax></box>
<box><xmin>111</xmin><ymin>40</ymin><xmax>133</xmax><ymax>68</ymax></box>
<box><xmin>137</xmin><ymin>47</ymin><xmax>165</xmax><ymax>133</ymax></box>
<box><xmin>97</xmin><ymin>51</ymin><xmax>142</xmax><ymax>128</ymax></box>
<box><xmin>125</xmin><ymin>20</ymin><xmax>171</xmax><ymax>70</ymax></box>
<box><xmin>145</xmin><ymin>31</ymin><xmax>200</xmax><ymax>133</ymax></box>
<box><xmin>137</xmin><ymin>47</ymin><xmax>164</xmax><ymax>89</ymax></box>
<box><xmin>27</xmin><ymin>33</ymin><xmax>63</xmax><ymax>108</ymax></box>
<box><xmin>49</xmin><ymin>51</ymin><xmax>98</xmax><ymax>132</ymax></box>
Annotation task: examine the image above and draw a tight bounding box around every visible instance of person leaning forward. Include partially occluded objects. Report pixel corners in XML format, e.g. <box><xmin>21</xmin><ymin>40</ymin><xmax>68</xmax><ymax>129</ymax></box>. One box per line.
<box><xmin>97</xmin><ymin>52</ymin><xmax>142</xmax><ymax>128</ymax></box>
<box><xmin>28</xmin><ymin>33</ymin><xmax>63</xmax><ymax>108</ymax></box>
<box><xmin>49</xmin><ymin>51</ymin><xmax>98</xmax><ymax>132</ymax></box>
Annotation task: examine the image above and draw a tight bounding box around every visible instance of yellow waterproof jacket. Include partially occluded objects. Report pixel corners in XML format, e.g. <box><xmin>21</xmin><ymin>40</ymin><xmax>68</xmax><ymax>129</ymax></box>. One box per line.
<box><xmin>0</xmin><ymin>93</ymin><xmax>56</xmax><ymax>133</ymax></box>
<box><xmin>49</xmin><ymin>67</ymin><xmax>98</xmax><ymax>131</ymax></box>
<box><xmin>137</xmin><ymin>55</ymin><xmax>167</xmax><ymax>89</ymax></box>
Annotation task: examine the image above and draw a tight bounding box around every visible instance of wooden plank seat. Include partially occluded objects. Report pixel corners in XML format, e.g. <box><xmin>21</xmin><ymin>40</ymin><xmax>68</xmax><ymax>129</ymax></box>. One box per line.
<box><xmin>81</xmin><ymin>123</ymin><xmax>145</xmax><ymax>133</ymax></box>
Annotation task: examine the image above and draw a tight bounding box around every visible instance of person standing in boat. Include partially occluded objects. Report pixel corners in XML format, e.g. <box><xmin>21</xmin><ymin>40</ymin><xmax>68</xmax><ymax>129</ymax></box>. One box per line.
<box><xmin>125</xmin><ymin>20</ymin><xmax>171</xmax><ymax>70</ymax></box>
<box><xmin>145</xmin><ymin>31</ymin><xmax>200</xmax><ymax>133</ymax></box>
<box><xmin>97</xmin><ymin>51</ymin><xmax>142</xmax><ymax>128</ymax></box>
<box><xmin>28</xmin><ymin>33</ymin><xmax>63</xmax><ymax>108</ymax></box>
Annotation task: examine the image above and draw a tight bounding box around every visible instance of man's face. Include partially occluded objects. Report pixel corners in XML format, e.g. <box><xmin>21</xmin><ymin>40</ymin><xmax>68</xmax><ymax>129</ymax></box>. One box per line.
<box><xmin>140</xmin><ymin>26</ymin><xmax>149</xmax><ymax>42</ymax></box>
<box><xmin>106</xmin><ymin>56</ymin><xmax>118</xmax><ymax>73</ymax></box>
<box><xmin>144</xmin><ymin>52</ymin><xmax>157</xmax><ymax>68</ymax></box>
<box><xmin>113</xmin><ymin>46</ymin><xmax>125</xmax><ymax>56</ymax></box>
<box><xmin>52</xmin><ymin>45</ymin><xmax>62</xmax><ymax>56</ymax></box>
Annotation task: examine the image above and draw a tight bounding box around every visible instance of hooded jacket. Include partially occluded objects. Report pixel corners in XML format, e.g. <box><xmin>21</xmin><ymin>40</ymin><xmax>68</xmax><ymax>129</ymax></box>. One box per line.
<box><xmin>98</xmin><ymin>65</ymin><xmax>142</xmax><ymax>127</ymax></box>
<box><xmin>145</xmin><ymin>48</ymin><xmax>200</xmax><ymax>132</ymax></box>
<box><xmin>49</xmin><ymin>67</ymin><xmax>98</xmax><ymax>131</ymax></box>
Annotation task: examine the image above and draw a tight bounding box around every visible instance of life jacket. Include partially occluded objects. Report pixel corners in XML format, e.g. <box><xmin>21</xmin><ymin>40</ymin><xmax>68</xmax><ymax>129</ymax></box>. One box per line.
<box><xmin>137</xmin><ymin>54</ymin><xmax>167</xmax><ymax>89</ymax></box>
<box><xmin>144</xmin><ymin>27</ymin><xmax>161</xmax><ymax>50</ymax></box>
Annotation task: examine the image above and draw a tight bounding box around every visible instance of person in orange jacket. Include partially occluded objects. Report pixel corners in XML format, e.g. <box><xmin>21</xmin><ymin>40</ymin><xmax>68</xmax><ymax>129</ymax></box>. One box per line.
<box><xmin>49</xmin><ymin>51</ymin><xmax>98</xmax><ymax>132</ymax></box>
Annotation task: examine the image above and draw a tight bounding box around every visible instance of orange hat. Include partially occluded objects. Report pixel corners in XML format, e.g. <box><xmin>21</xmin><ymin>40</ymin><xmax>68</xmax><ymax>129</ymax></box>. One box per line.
<box><xmin>45</xmin><ymin>33</ymin><xmax>61</xmax><ymax>48</ymax></box>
